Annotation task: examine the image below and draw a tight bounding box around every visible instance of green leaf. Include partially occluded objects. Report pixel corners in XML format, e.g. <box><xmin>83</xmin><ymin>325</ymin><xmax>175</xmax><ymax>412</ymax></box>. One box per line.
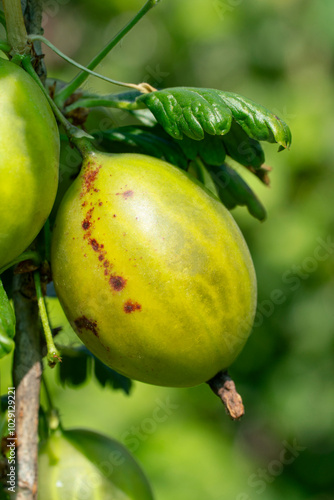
<box><xmin>222</xmin><ymin>121</ymin><xmax>265</xmax><ymax>169</ymax></box>
<box><xmin>58</xmin><ymin>345</ymin><xmax>92</xmax><ymax>387</ymax></box>
<box><xmin>137</xmin><ymin>87</ymin><xmax>291</xmax><ymax>148</ymax></box>
<box><xmin>177</xmin><ymin>134</ymin><xmax>226</xmax><ymax>166</ymax></box>
<box><xmin>209</xmin><ymin>164</ymin><xmax>267</xmax><ymax>221</ymax></box>
<box><xmin>100</xmin><ymin>124</ymin><xmax>226</xmax><ymax>169</ymax></box>
<box><xmin>0</xmin><ymin>279</ymin><xmax>15</xmax><ymax>359</ymax></box>
<box><xmin>94</xmin><ymin>358</ymin><xmax>132</xmax><ymax>395</ymax></box>
<box><xmin>129</xmin><ymin>109</ymin><xmax>157</xmax><ymax>127</ymax></box>
<box><xmin>58</xmin><ymin>345</ymin><xmax>132</xmax><ymax>394</ymax></box>
<box><xmin>99</xmin><ymin>126</ymin><xmax>188</xmax><ymax>169</ymax></box>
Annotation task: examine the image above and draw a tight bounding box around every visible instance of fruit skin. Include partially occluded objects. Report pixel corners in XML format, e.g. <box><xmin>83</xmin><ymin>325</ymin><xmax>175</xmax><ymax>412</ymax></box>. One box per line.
<box><xmin>0</xmin><ymin>58</ymin><xmax>59</xmax><ymax>269</ymax></box>
<box><xmin>38</xmin><ymin>428</ymin><xmax>154</xmax><ymax>500</ymax></box>
<box><xmin>51</xmin><ymin>152</ymin><xmax>257</xmax><ymax>387</ymax></box>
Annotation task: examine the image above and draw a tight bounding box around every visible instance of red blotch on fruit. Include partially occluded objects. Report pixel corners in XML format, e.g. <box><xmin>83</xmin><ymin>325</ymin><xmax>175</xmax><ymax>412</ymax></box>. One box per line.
<box><xmin>90</xmin><ymin>239</ymin><xmax>99</xmax><ymax>251</ymax></box>
<box><xmin>109</xmin><ymin>275</ymin><xmax>127</xmax><ymax>292</ymax></box>
<box><xmin>116</xmin><ymin>190</ymin><xmax>134</xmax><ymax>199</ymax></box>
<box><xmin>123</xmin><ymin>300</ymin><xmax>141</xmax><ymax>313</ymax></box>
<box><xmin>81</xmin><ymin>164</ymin><xmax>101</xmax><ymax>197</ymax></box>
<box><xmin>82</xmin><ymin>207</ymin><xmax>94</xmax><ymax>232</ymax></box>
<box><xmin>74</xmin><ymin>316</ymin><xmax>99</xmax><ymax>337</ymax></box>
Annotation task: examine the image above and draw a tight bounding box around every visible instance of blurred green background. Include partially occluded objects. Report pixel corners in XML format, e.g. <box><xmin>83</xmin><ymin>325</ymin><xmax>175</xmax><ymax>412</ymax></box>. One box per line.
<box><xmin>2</xmin><ymin>0</ymin><xmax>334</xmax><ymax>499</ymax></box>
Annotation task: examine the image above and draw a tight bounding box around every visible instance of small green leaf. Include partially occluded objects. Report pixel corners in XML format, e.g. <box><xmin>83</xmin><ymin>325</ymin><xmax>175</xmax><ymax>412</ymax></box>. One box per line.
<box><xmin>58</xmin><ymin>345</ymin><xmax>91</xmax><ymax>387</ymax></box>
<box><xmin>137</xmin><ymin>87</ymin><xmax>291</xmax><ymax>149</ymax></box>
<box><xmin>217</xmin><ymin>91</ymin><xmax>291</xmax><ymax>148</ymax></box>
<box><xmin>94</xmin><ymin>358</ymin><xmax>132</xmax><ymax>395</ymax></box>
<box><xmin>209</xmin><ymin>164</ymin><xmax>267</xmax><ymax>221</ymax></box>
<box><xmin>0</xmin><ymin>279</ymin><xmax>15</xmax><ymax>359</ymax></box>
<box><xmin>177</xmin><ymin>134</ymin><xmax>226</xmax><ymax>166</ymax></box>
<box><xmin>214</xmin><ymin>184</ymin><xmax>238</xmax><ymax>210</ymax></box>
<box><xmin>130</xmin><ymin>108</ymin><xmax>157</xmax><ymax>127</ymax></box>
<box><xmin>138</xmin><ymin>87</ymin><xmax>232</xmax><ymax>140</ymax></box>
<box><xmin>222</xmin><ymin>121</ymin><xmax>265</xmax><ymax>169</ymax></box>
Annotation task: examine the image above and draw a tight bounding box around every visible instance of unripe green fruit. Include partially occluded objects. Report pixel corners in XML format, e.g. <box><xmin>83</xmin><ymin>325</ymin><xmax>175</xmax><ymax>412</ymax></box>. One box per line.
<box><xmin>51</xmin><ymin>152</ymin><xmax>256</xmax><ymax>387</ymax></box>
<box><xmin>38</xmin><ymin>428</ymin><xmax>154</xmax><ymax>500</ymax></box>
<box><xmin>0</xmin><ymin>58</ymin><xmax>59</xmax><ymax>269</ymax></box>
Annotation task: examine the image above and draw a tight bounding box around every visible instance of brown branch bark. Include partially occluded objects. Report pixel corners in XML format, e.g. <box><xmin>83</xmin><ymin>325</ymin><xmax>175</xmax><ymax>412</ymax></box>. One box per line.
<box><xmin>10</xmin><ymin>5</ymin><xmax>46</xmax><ymax>500</ymax></box>
<box><xmin>12</xmin><ymin>275</ymin><xmax>42</xmax><ymax>500</ymax></box>
<box><xmin>21</xmin><ymin>0</ymin><xmax>46</xmax><ymax>80</ymax></box>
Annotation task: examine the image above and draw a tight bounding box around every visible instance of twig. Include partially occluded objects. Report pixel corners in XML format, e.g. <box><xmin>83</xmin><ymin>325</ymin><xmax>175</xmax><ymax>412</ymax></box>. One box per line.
<box><xmin>10</xmin><ymin>3</ymin><xmax>46</xmax><ymax>500</ymax></box>
<box><xmin>207</xmin><ymin>371</ymin><xmax>245</xmax><ymax>420</ymax></box>
<box><xmin>12</xmin><ymin>274</ymin><xmax>42</xmax><ymax>500</ymax></box>
<box><xmin>33</xmin><ymin>271</ymin><xmax>61</xmax><ymax>367</ymax></box>
<box><xmin>21</xmin><ymin>0</ymin><xmax>46</xmax><ymax>81</ymax></box>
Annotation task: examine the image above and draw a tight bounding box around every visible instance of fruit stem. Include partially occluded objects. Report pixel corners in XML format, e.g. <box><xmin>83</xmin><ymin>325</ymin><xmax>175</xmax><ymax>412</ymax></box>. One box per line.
<box><xmin>42</xmin><ymin>373</ymin><xmax>54</xmax><ymax>411</ymax></box>
<box><xmin>0</xmin><ymin>250</ymin><xmax>41</xmax><ymax>275</ymax></box>
<box><xmin>33</xmin><ymin>270</ymin><xmax>62</xmax><ymax>367</ymax></box>
<box><xmin>28</xmin><ymin>34</ymin><xmax>157</xmax><ymax>101</ymax></box>
<box><xmin>70</xmin><ymin>136</ymin><xmax>99</xmax><ymax>157</ymax></box>
<box><xmin>2</xmin><ymin>0</ymin><xmax>29</xmax><ymax>55</ymax></box>
<box><xmin>53</xmin><ymin>0</ymin><xmax>161</xmax><ymax>108</ymax></box>
<box><xmin>207</xmin><ymin>371</ymin><xmax>245</xmax><ymax>420</ymax></box>
<box><xmin>42</xmin><ymin>375</ymin><xmax>62</xmax><ymax>431</ymax></box>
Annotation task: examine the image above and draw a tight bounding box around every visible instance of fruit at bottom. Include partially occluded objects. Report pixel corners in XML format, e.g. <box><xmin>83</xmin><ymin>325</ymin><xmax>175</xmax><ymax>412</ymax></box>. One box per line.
<box><xmin>0</xmin><ymin>58</ymin><xmax>59</xmax><ymax>269</ymax></box>
<box><xmin>38</xmin><ymin>428</ymin><xmax>154</xmax><ymax>500</ymax></box>
<box><xmin>51</xmin><ymin>152</ymin><xmax>256</xmax><ymax>387</ymax></box>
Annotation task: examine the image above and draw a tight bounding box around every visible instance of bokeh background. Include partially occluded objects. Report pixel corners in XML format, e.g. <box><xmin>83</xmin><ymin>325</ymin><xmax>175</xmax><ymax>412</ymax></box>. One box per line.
<box><xmin>2</xmin><ymin>0</ymin><xmax>334</xmax><ymax>499</ymax></box>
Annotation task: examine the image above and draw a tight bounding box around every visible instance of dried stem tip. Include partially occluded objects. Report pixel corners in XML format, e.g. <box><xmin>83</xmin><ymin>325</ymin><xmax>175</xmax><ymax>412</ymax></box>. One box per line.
<box><xmin>207</xmin><ymin>371</ymin><xmax>245</xmax><ymax>420</ymax></box>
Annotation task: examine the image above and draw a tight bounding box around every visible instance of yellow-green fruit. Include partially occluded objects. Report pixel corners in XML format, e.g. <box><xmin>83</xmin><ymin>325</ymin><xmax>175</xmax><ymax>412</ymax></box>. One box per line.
<box><xmin>38</xmin><ymin>428</ymin><xmax>154</xmax><ymax>500</ymax></box>
<box><xmin>51</xmin><ymin>152</ymin><xmax>256</xmax><ymax>387</ymax></box>
<box><xmin>0</xmin><ymin>58</ymin><xmax>59</xmax><ymax>268</ymax></box>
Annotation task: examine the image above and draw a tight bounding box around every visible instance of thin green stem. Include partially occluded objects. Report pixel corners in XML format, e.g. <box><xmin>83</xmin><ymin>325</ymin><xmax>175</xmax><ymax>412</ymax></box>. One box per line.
<box><xmin>42</xmin><ymin>373</ymin><xmax>54</xmax><ymax>411</ymax></box>
<box><xmin>54</xmin><ymin>0</ymin><xmax>161</xmax><ymax>107</ymax></box>
<box><xmin>21</xmin><ymin>54</ymin><xmax>93</xmax><ymax>142</ymax></box>
<box><xmin>33</xmin><ymin>270</ymin><xmax>61</xmax><ymax>367</ymax></box>
<box><xmin>42</xmin><ymin>375</ymin><xmax>61</xmax><ymax>430</ymax></box>
<box><xmin>28</xmin><ymin>34</ymin><xmax>156</xmax><ymax>97</ymax></box>
<box><xmin>0</xmin><ymin>250</ymin><xmax>41</xmax><ymax>275</ymax></box>
<box><xmin>2</xmin><ymin>0</ymin><xmax>28</xmax><ymax>54</ymax></box>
